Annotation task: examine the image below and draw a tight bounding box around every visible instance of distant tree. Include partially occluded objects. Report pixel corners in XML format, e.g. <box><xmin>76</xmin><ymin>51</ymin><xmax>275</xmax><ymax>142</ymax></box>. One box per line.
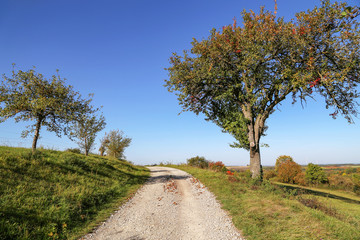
<box><xmin>70</xmin><ymin>113</ymin><xmax>106</xmax><ymax>156</ymax></box>
<box><xmin>187</xmin><ymin>156</ymin><xmax>209</xmax><ymax>168</ymax></box>
<box><xmin>101</xmin><ymin>130</ymin><xmax>131</xmax><ymax>159</ymax></box>
<box><xmin>275</xmin><ymin>155</ymin><xmax>294</xmax><ymax>172</ymax></box>
<box><xmin>277</xmin><ymin>160</ymin><xmax>302</xmax><ymax>184</ymax></box>
<box><xmin>165</xmin><ymin>1</ymin><xmax>360</xmax><ymax>179</ymax></box>
<box><xmin>0</xmin><ymin>67</ymin><xmax>94</xmax><ymax>153</ymax></box>
<box><xmin>98</xmin><ymin>135</ymin><xmax>109</xmax><ymax>156</ymax></box>
<box><xmin>305</xmin><ymin>163</ymin><xmax>328</xmax><ymax>184</ymax></box>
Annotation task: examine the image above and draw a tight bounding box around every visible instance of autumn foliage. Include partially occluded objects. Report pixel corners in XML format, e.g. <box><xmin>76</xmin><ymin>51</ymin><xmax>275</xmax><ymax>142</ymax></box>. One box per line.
<box><xmin>277</xmin><ymin>159</ymin><xmax>302</xmax><ymax>184</ymax></box>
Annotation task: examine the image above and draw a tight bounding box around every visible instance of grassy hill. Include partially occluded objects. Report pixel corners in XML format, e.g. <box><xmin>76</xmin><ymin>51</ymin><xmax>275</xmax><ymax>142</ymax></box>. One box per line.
<box><xmin>0</xmin><ymin>146</ymin><xmax>149</xmax><ymax>240</ymax></box>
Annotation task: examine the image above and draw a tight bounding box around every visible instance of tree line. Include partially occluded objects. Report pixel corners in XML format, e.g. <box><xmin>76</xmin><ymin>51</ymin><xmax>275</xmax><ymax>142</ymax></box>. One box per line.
<box><xmin>0</xmin><ymin>66</ymin><xmax>131</xmax><ymax>158</ymax></box>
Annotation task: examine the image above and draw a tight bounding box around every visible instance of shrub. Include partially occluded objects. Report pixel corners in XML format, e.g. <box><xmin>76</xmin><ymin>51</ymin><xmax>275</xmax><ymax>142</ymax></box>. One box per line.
<box><xmin>208</xmin><ymin>161</ymin><xmax>227</xmax><ymax>172</ymax></box>
<box><xmin>277</xmin><ymin>159</ymin><xmax>302</xmax><ymax>184</ymax></box>
<box><xmin>66</xmin><ymin>148</ymin><xmax>81</xmax><ymax>154</ymax></box>
<box><xmin>305</xmin><ymin>163</ymin><xmax>328</xmax><ymax>185</ymax></box>
<box><xmin>263</xmin><ymin>169</ymin><xmax>277</xmax><ymax>180</ymax></box>
<box><xmin>187</xmin><ymin>156</ymin><xmax>209</xmax><ymax>168</ymax></box>
<box><xmin>275</xmin><ymin>155</ymin><xmax>294</xmax><ymax>172</ymax></box>
<box><xmin>328</xmin><ymin>174</ymin><xmax>354</xmax><ymax>191</ymax></box>
<box><xmin>294</xmin><ymin>172</ymin><xmax>307</xmax><ymax>186</ymax></box>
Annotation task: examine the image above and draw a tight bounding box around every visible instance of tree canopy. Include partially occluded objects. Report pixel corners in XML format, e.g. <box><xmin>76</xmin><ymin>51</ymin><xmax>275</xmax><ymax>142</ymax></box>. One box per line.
<box><xmin>165</xmin><ymin>1</ymin><xmax>360</xmax><ymax>178</ymax></box>
<box><xmin>70</xmin><ymin>113</ymin><xmax>106</xmax><ymax>156</ymax></box>
<box><xmin>0</xmin><ymin>67</ymin><xmax>96</xmax><ymax>153</ymax></box>
<box><xmin>100</xmin><ymin>130</ymin><xmax>132</xmax><ymax>159</ymax></box>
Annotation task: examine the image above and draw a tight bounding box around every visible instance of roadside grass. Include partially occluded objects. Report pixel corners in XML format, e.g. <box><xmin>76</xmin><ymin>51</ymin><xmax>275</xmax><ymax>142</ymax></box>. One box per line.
<box><xmin>0</xmin><ymin>146</ymin><xmax>149</xmax><ymax>240</ymax></box>
<box><xmin>273</xmin><ymin>182</ymin><xmax>360</xmax><ymax>203</ymax></box>
<box><xmin>172</xmin><ymin>165</ymin><xmax>360</xmax><ymax>240</ymax></box>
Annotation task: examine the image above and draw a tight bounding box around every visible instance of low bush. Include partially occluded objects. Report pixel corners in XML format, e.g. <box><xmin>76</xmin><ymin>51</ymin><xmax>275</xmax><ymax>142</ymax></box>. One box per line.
<box><xmin>66</xmin><ymin>148</ymin><xmax>81</xmax><ymax>154</ymax></box>
<box><xmin>263</xmin><ymin>169</ymin><xmax>277</xmax><ymax>180</ymax></box>
<box><xmin>208</xmin><ymin>161</ymin><xmax>227</xmax><ymax>172</ymax></box>
<box><xmin>187</xmin><ymin>156</ymin><xmax>209</xmax><ymax>169</ymax></box>
<box><xmin>328</xmin><ymin>174</ymin><xmax>354</xmax><ymax>191</ymax></box>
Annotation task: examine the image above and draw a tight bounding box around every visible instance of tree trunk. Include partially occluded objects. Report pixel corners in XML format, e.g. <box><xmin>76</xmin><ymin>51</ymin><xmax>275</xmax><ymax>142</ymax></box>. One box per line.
<box><xmin>250</xmin><ymin>146</ymin><xmax>262</xmax><ymax>179</ymax></box>
<box><xmin>32</xmin><ymin>118</ymin><xmax>42</xmax><ymax>154</ymax></box>
<box><xmin>84</xmin><ymin>137</ymin><xmax>89</xmax><ymax>156</ymax></box>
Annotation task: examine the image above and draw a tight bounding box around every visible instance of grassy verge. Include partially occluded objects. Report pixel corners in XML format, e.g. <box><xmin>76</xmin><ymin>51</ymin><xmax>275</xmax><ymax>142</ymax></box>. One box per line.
<box><xmin>273</xmin><ymin>182</ymin><xmax>360</xmax><ymax>203</ymax></box>
<box><xmin>171</xmin><ymin>165</ymin><xmax>360</xmax><ymax>240</ymax></box>
<box><xmin>0</xmin><ymin>146</ymin><xmax>149</xmax><ymax>240</ymax></box>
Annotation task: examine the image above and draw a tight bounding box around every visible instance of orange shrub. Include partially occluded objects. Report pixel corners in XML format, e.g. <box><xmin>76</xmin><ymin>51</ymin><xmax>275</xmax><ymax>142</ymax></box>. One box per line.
<box><xmin>294</xmin><ymin>172</ymin><xmax>307</xmax><ymax>186</ymax></box>
<box><xmin>277</xmin><ymin>160</ymin><xmax>302</xmax><ymax>184</ymax></box>
<box><xmin>328</xmin><ymin>174</ymin><xmax>354</xmax><ymax>191</ymax></box>
<box><xmin>208</xmin><ymin>161</ymin><xmax>226</xmax><ymax>172</ymax></box>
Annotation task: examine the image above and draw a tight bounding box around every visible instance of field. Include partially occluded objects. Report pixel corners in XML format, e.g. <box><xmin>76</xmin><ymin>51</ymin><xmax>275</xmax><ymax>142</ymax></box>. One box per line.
<box><xmin>0</xmin><ymin>146</ymin><xmax>149</xmax><ymax>240</ymax></box>
<box><xmin>171</xmin><ymin>164</ymin><xmax>360</xmax><ymax>240</ymax></box>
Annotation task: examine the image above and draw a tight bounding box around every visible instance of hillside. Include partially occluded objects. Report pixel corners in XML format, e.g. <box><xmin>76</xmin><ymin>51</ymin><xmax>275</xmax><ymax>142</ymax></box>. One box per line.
<box><xmin>0</xmin><ymin>146</ymin><xmax>149</xmax><ymax>240</ymax></box>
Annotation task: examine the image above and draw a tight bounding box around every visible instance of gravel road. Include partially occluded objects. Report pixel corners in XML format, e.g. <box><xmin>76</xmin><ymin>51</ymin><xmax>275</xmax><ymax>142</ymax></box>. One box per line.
<box><xmin>81</xmin><ymin>166</ymin><xmax>244</xmax><ymax>240</ymax></box>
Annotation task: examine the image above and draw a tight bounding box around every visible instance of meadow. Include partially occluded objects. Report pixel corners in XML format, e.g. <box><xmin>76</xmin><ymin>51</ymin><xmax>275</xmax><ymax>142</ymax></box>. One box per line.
<box><xmin>171</xmin><ymin>164</ymin><xmax>360</xmax><ymax>240</ymax></box>
<box><xmin>0</xmin><ymin>146</ymin><xmax>149</xmax><ymax>240</ymax></box>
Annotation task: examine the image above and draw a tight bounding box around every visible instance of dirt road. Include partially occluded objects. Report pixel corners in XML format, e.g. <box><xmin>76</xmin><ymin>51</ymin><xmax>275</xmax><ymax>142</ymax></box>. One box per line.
<box><xmin>82</xmin><ymin>166</ymin><xmax>243</xmax><ymax>240</ymax></box>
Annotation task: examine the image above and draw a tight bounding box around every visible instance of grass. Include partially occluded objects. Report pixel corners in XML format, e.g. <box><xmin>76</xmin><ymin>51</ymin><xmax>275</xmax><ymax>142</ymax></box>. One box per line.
<box><xmin>171</xmin><ymin>165</ymin><xmax>360</xmax><ymax>240</ymax></box>
<box><xmin>0</xmin><ymin>146</ymin><xmax>149</xmax><ymax>240</ymax></box>
<box><xmin>273</xmin><ymin>182</ymin><xmax>360</xmax><ymax>203</ymax></box>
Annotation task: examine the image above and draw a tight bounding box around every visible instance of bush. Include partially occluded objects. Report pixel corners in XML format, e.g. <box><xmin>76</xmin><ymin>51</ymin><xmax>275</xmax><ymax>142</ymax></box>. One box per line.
<box><xmin>275</xmin><ymin>155</ymin><xmax>294</xmax><ymax>172</ymax></box>
<box><xmin>187</xmin><ymin>156</ymin><xmax>209</xmax><ymax>169</ymax></box>
<box><xmin>328</xmin><ymin>174</ymin><xmax>354</xmax><ymax>191</ymax></box>
<box><xmin>294</xmin><ymin>172</ymin><xmax>307</xmax><ymax>186</ymax></box>
<box><xmin>66</xmin><ymin>148</ymin><xmax>81</xmax><ymax>154</ymax></box>
<box><xmin>277</xmin><ymin>159</ymin><xmax>302</xmax><ymax>184</ymax></box>
<box><xmin>208</xmin><ymin>161</ymin><xmax>227</xmax><ymax>172</ymax></box>
<box><xmin>263</xmin><ymin>169</ymin><xmax>277</xmax><ymax>180</ymax></box>
<box><xmin>305</xmin><ymin>163</ymin><xmax>328</xmax><ymax>185</ymax></box>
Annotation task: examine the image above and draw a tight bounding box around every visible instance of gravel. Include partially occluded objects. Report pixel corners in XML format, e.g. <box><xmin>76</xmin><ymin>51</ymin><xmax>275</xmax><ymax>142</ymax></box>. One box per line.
<box><xmin>81</xmin><ymin>166</ymin><xmax>244</xmax><ymax>240</ymax></box>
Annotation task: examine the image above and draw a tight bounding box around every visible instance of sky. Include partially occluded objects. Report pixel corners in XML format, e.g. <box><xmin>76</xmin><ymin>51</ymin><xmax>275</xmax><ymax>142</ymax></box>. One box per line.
<box><xmin>0</xmin><ymin>0</ymin><xmax>359</xmax><ymax>166</ymax></box>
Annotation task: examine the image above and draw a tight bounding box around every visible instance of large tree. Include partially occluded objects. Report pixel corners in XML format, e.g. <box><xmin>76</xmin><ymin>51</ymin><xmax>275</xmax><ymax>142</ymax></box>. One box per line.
<box><xmin>0</xmin><ymin>67</ymin><xmax>94</xmax><ymax>153</ymax></box>
<box><xmin>70</xmin><ymin>113</ymin><xmax>106</xmax><ymax>156</ymax></box>
<box><xmin>165</xmin><ymin>1</ymin><xmax>360</xmax><ymax>179</ymax></box>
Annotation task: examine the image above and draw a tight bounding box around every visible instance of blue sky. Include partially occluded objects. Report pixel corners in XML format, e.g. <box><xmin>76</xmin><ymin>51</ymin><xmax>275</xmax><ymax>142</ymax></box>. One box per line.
<box><xmin>0</xmin><ymin>0</ymin><xmax>359</xmax><ymax>166</ymax></box>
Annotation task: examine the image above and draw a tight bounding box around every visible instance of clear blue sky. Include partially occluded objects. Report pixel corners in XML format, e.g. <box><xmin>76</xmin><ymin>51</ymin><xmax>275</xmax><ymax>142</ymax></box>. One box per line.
<box><xmin>0</xmin><ymin>0</ymin><xmax>359</xmax><ymax>166</ymax></box>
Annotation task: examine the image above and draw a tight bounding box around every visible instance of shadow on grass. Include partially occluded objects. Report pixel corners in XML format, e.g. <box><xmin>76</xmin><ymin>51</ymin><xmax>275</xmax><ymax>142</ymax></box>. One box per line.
<box><xmin>275</xmin><ymin>183</ymin><xmax>360</xmax><ymax>205</ymax></box>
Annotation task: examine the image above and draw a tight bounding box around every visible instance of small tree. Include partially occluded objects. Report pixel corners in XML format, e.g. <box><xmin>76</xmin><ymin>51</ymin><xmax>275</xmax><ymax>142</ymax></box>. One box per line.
<box><xmin>277</xmin><ymin>160</ymin><xmax>302</xmax><ymax>184</ymax></box>
<box><xmin>165</xmin><ymin>1</ymin><xmax>360</xmax><ymax>179</ymax></box>
<box><xmin>102</xmin><ymin>130</ymin><xmax>131</xmax><ymax>159</ymax></box>
<box><xmin>305</xmin><ymin>163</ymin><xmax>328</xmax><ymax>184</ymax></box>
<box><xmin>99</xmin><ymin>135</ymin><xmax>109</xmax><ymax>156</ymax></box>
<box><xmin>275</xmin><ymin>155</ymin><xmax>294</xmax><ymax>172</ymax></box>
<box><xmin>0</xmin><ymin>67</ymin><xmax>93</xmax><ymax>153</ymax></box>
<box><xmin>70</xmin><ymin>113</ymin><xmax>106</xmax><ymax>156</ymax></box>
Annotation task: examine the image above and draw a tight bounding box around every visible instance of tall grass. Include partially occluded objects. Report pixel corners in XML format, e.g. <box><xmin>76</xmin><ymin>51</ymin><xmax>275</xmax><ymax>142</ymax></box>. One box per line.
<box><xmin>173</xmin><ymin>165</ymin><xmax>360</xmax><ymax>240</ymax></box>
<box><xmin>0</xmin><ymin>146</ymin><xmax>149</xmax><ymax>240</ymax></box>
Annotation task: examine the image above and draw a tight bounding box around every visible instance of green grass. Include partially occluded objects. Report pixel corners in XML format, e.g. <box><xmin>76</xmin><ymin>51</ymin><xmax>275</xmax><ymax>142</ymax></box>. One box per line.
<box><xmin>172</xmin><ymin>165</ymin><xmax>360</xmax><ymax>240</ymax></box>
<box><xmin>273</xmin><ymin>182</ymin><xmax>360</xmax><ymax>203</ymax></box>
<box><xmin>0</xmin><ymin>146</ymin><xmax>149</xmax><ymax>240</ymax></box>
